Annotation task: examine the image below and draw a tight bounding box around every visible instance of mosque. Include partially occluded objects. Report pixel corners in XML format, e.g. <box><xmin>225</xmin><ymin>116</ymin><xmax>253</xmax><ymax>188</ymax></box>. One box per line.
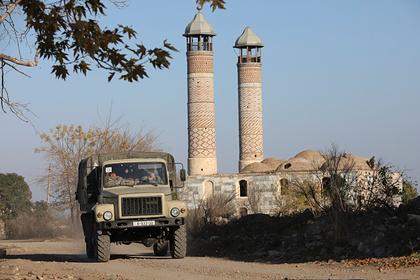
<box><xmin>180</xmin><ymin>9</ymin><xmax>401</xmax><ymax>214</ymax></box>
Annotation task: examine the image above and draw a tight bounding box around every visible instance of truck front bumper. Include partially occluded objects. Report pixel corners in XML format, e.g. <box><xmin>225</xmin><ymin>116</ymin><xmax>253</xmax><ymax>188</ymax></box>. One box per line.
<box><xmin>98</xmin><ymin>217</ymin><xmax>185</xmax><ymax>230</ymax></box>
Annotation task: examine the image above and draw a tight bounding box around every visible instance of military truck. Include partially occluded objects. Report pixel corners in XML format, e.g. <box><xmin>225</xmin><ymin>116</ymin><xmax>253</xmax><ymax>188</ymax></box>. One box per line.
<box><xmin>76</xmin><ymin>152</ymin><xmax>187</xmax><ymax>262</ymax></box>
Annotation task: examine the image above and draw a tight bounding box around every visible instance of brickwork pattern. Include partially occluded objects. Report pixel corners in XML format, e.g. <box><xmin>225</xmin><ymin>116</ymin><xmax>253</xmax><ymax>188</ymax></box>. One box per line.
<box><xmin>240</xmin><ymin>134</ymin><xmax>263</xmax><ymax>159</ymax></box>
<box><xmin>188</xmin><ymin>76</ymin><xmax>214</xmax><ymax>103</ymax></box>
<box><xmin>238</xmin><ymin>64</ymin><xmax>263</xmax><ymax>169</ymax></box>
<box><xmin>187</xmin><ymin>51</ymin><xmax>217</xmax><ymax>175</ymax></box>
<box><xmin>239</xmin><ymin>112</ymin><xmax>263</xmax><ymax>136</ymax></box>
<box><xmin>238</xmin><ymin>64</ymin><xmax>262</xmax><ymax>83</ymax></box>
<box><xmin>188</xmin><ymin>53</ymin><xmax>213</xmax><ymax>73</ymax></box>
<box><xmin>239</xmin><ymin>87</ymin><xmax>262</xmax><ymax>111</ymax></box>
<box><xmin>188</xmin><ymin>103</ymin><xmax>215</xmax><ymax>128</ymax></box>
<box><xmin>188</xmin><ymin>128</ymin><xmax>216</xmax><ymax>157</ymax></box>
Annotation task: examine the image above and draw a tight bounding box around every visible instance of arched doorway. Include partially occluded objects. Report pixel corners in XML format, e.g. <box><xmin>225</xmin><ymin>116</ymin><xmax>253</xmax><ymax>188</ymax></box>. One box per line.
<box><xmin>203</xmin><ymin>180</ymin><xmax>214</xmax><ymax>199</ymax></box>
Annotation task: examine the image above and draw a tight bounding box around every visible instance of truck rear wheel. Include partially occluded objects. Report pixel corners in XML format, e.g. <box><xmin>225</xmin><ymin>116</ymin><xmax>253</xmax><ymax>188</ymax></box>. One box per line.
<box><xmin>169</xmin><ymin>225</ymin><xmax>186</xmax><ymax>259</ymax></box>
<box><xmin>153</xmin><ymin>239</ymin><xmax>169</xmax><ymax>256</ymax></box>
<box><xmin>95</xmin><ymin>234</ymin><xmax>111</xmax><ymax>262</ymax></box>
<box><xmin>85</xmin><ymin>236</ymin><xmax>94</xmax><ymax>258</ymax></box>
<box><xmin>81</xmin><ymin>213</ymin><xmax>94</xmax><ymax>258</ymax></box>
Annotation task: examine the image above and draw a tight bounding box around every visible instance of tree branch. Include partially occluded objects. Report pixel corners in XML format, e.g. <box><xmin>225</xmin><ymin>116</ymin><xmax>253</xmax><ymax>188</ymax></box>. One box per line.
<box><xmin>0</xmin><ymin>0</ymin><xmax>22</xmax><ymax>23</ymax></box>
<box><xmin>0</xmin><ymin>51</ymin><xmax>39</xmax><ymax>67</ymax></box>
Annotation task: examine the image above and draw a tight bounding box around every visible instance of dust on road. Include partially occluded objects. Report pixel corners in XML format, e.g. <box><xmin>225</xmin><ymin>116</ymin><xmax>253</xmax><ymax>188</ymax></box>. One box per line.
<box><xmin>0</xmin><ymin>239</ymin><xmax>419</xmax><ymax>280</ymax></box>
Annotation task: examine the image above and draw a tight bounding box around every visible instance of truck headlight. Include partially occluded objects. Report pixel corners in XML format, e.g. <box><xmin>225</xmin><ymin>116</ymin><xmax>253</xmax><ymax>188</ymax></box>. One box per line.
<box><xmin>103</xmin><ymin>211</ymin><xmax>113</xmax><ymax>221</ymax></box>
<box><xmin>170</xmin><ymin>207</ymin><xmax>180</xmax><ymax>217</ymax></box>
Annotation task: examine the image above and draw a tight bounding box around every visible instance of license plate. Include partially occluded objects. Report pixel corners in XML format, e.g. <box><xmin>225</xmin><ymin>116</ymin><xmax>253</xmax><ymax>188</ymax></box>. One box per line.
<box><xmin>133</xmin><ymin>220</ymin><xmax>156</xmax><ymax>227</ymax></box>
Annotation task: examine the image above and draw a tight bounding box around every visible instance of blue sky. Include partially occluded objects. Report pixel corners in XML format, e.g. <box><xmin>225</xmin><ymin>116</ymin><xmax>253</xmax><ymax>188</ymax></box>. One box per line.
<box><xmin>1</xmin><ymin>0</ymin><xmax>419</xmax><ymax>200</ymax></box>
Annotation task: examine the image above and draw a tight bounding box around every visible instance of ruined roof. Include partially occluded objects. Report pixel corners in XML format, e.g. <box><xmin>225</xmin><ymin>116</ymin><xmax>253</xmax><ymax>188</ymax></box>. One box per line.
<box><xmin>234</xmin><ymin>27</ymin><xmax>263</xmax><ymax>48</ymax></box>
<box><xmin>184</xmin><ymin>11</ymin><xmax>215</xmax><ymax>37</ymax></box>
<box><xmin>240</xmin><ymin>149</ymin><xmax>373</xmax><ymax>173</ymax></box>
<box><xmin>241</xmin><ymin>157</ymin><xmax>285</xmax><ymax>173</ymax></box>
<box><xmin>275</xmin><ymin>150</ymin><xmax>324</xmax><ymax>172</ymax></box>
<box><xmin>261</xmin><ymin>158</ymin><xmax>284</xmax><ymax>169</ymax></box>
<box><xmin>241</xmin><ymin>162</ymin><xmax>273</xmax><ymax>173</ymax></box>
<box><xmin>293</xmin><ymin>150</ymin><xmax>324</xmax><ymax>162</ymax></box>
<box><xmin>336</xmin><ymin>154</ymin><xmax>371</xmax><ymax>171</ymax></box>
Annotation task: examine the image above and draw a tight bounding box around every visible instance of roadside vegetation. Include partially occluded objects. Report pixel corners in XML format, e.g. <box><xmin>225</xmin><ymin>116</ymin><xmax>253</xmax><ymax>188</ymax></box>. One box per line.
<box><xmin>0</xmin><ymin>173</ymin><xmax>62</xmax><ymax>239</ymax></box>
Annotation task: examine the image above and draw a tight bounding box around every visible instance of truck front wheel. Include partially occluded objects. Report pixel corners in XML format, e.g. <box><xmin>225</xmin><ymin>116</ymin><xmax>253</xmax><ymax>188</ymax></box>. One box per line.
<box><xmin>95</xmin><ymin>234</ymin><xmax>111</xmax><ymax>262</ymax></box>
<box><xmin>169</xmin><ymin>225</ymin><xmax>186</xmax><ymax>259</ymax></box>
<box><xmin>153</xmin><ymin>239</ymin><xmax>169</xmax><ymax>256</ymax></box>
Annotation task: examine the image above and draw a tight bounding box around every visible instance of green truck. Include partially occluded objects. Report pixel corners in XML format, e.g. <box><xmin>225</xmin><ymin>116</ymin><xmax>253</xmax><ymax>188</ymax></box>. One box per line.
<box><xmin>76</xmin><ymin>152</ymin><xmax>187</xmax><ymax>262</ymax></box>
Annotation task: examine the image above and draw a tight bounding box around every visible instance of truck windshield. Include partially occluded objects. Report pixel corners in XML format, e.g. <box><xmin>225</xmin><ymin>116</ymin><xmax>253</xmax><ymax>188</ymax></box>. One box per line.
<box><xmin>103</xmin><ymin>162</ymin><xmax>168</xmax><ymax>188</ymax></box>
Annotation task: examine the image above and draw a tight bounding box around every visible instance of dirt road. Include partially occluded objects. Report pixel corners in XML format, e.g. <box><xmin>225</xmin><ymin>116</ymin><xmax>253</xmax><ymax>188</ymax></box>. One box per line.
<box><xmin>0</xmin><ymin>239</ymin><xmax>419</xmax><ymax>280</ymax></box>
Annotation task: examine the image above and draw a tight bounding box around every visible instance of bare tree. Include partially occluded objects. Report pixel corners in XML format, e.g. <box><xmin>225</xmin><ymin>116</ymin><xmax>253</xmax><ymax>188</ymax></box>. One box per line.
<box><xmin>358</xmin><ymin>157</ymin><xmax>403</xmax><ymax>210</ymax></box>
<box><xmin>289</xmin><ymin>145</ymin><xmax>357</xmax><ymax>214</ymax></box>
<box><xmin>35</xmin><ymin>122</ymin><xmax>157</xmax><ymax>224</ymax></box>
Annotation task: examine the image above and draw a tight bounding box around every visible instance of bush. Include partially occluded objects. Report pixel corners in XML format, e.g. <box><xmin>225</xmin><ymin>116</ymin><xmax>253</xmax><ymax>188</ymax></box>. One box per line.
<box><xmin>187</xmin><ymin>192</ymin><xmax>236</xmax><ymax>236</ymax></box>
<box><xmin>6</xmin><ymin>201</ymin><xmax>60</xmax><ymax>239</ymax></box>
<box><xmin>402</xmin><ymin>181</ymin><xmax>418</xmax><ymax>204</ymax></box>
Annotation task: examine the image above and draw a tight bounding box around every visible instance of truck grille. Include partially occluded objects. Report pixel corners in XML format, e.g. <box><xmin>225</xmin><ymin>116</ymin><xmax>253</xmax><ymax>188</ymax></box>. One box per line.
<box><xmin>121</xmin><ymin>196</ymin><xmax>162</xmax><ymax>217</ymax></box>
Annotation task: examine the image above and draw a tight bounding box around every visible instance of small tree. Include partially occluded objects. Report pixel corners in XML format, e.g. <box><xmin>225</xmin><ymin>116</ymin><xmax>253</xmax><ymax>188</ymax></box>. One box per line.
<box><xmin>35</xmin><ymin>123</ymin><xmax>157</xmax><ymax>224</ymax></box>
<box><xmin>359</xmin><ymin>158</ymin><xmax>403</xmax><ymax>210</ymax></box>
<box><xmin>0</xmin><ymin>173</ymin><xmax>32</xmax><ymax>220</ymax></box>
<box><xmin>289</xmin><ymin>145</ymin><xmax>357</xmax><ymax>215</ymax></box>
<box><xmin>402</xmin><ymin>181</ymin><xmax>418</xmax><ymax>204</ymax></box>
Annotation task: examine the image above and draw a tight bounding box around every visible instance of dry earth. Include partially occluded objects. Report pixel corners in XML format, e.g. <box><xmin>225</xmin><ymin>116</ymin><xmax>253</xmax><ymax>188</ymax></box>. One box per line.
<box><xmin>0</xmin><ymin>239</ymin><xmax>419</xmax><ymax>280</ymax></box>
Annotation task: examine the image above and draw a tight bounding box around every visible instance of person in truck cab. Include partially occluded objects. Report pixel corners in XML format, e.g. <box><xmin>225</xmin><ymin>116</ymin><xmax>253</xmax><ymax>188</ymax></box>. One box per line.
<box><xmin>140</xmin><ymin>170</ymin><xmax>163</xmax><ymax>185</ymax></box>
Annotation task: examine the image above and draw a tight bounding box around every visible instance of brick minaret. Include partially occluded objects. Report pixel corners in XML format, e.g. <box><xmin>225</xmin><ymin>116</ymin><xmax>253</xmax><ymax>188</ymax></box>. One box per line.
<box><xmin>184</xmin><ymin>10</ymin><xmax>217</xmax><ymax>176</ymax></box>
<box><xmin>234</xmin><ymin>27</ymin><xmax>264</xmax><ymax>171</ymax></box>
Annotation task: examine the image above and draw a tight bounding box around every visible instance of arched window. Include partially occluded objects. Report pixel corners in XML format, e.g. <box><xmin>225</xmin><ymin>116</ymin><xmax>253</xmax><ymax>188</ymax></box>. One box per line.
<box><xmin>239</xmin><ymin>180</ymin><xmax>248</xmax><ymax>197</ymax></box>
<box><xmin>203</xmin><ymin>181</ymin><xmax>214</xmax><ymax>199</ymax></box>
<box><xmin>280</xmin><ymin>178</ymin><xmax>289</xmax><ymax>195</ymax></box>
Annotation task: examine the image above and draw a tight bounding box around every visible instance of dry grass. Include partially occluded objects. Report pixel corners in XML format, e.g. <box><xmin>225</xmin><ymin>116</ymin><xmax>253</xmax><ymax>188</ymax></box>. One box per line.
<box><xmin>187</xmin><ymin>192</ymin><xmax>236</xmax><ymax>236</ymax></box>
<box><xmin>6</xmin><ymin>213</ymin><xmax>60</xmax><ymax>239</ymax></box>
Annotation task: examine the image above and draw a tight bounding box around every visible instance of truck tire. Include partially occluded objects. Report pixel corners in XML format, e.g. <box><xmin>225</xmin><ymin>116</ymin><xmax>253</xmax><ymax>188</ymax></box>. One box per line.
<box><xmin>85</xmin><ymin>236</ymin><xmax>95</xmax><ymax>258</ymax></box>
<box><xmin>170</xmin><ymin>225</ymin><xmax>186</xmax><ymax>259</ymax></box>
<box><xmin>81</xmin><ymin>213</ymin><xmax>94</xmax><ymax>258</ymax></box>
<box><xmin>153</xmin><ymin>239</ymin><xmax>169</xmax><ymax>256</ymax></box>
<box><xmin>95</xmin><ymin>234</ymin><xmax>111</xmax><ymax>262</ymax></box>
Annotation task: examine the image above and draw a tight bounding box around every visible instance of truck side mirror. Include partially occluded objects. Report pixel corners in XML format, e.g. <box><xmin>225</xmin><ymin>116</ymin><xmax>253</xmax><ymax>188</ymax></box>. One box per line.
<box><xmin>180</xmin><ymin>169</ymin><xmax>186</xmax><ymax>182</ymax></box>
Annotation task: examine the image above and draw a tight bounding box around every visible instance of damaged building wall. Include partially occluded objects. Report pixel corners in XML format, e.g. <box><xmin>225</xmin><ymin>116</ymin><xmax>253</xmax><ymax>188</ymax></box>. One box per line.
<box><xmin>181</xmin><ymin>173</ymin><xmax>291</xmax><ymax>215</ymax></box>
